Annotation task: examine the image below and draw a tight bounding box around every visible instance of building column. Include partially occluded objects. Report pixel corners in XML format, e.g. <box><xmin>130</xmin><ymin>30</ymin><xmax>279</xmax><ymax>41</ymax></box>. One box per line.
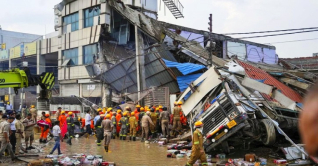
<box><xmin>37</xmin><ymin>41</ymin><xmax>46</xmax><ymax>95</ymax></box>
<box><xmin>8</xmin><ymin>59</ymin><xmax>17</xmax><ymax>108</ymax></box>
<box><xmin>135</xmin><ymin>26</ymin><xmax>146</xmax><ymax>104</ymax></box>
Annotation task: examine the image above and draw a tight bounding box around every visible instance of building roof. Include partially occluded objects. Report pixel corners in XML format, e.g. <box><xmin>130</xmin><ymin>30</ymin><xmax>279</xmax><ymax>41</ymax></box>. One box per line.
<box><xmin>237</xmin><ymin>60</ymin><xmax>302</xmax><ymax>102</ymax></box>
<box><xmin>163</xmin><ymin>59</ymin><xmax>206</xmax><ymax>75</ymax></box>
<box><xmin>281</xmin><ymin>56</ymin><xmax>318</xmax><ymax>70</ymax></box>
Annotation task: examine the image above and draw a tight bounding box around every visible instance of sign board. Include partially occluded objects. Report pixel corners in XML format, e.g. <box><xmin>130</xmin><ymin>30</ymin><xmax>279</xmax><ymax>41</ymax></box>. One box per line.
<box><xmin>24</xmin><ymin>42</ymin><xmax>37</xmax><ymax>56</ymax></box>
<box><xmin>0</xmin><ymin>50</ymin><xmax>8</xmax><ymax>59</ymax></box>
<box><xmin>4</xmin><ymin>95</ymin><xmax>9</xmax><ymax>102</ymax></box>
<box><xmin>10</xmin><ymin>45</ymin><xmax>22</xmax><ymax>59</ymax></box>
<box><xmin>1</xmin><ymin>43</ymin><xmax>6</xmax><ymax>50</ymax></box>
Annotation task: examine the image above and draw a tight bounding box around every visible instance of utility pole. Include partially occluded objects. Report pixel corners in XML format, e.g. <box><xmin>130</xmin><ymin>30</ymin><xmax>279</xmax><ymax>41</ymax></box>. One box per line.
<box><xmin>208</xmin><ymin>14</ymin><xmax>213</xmax><ymax>68</ymax></box>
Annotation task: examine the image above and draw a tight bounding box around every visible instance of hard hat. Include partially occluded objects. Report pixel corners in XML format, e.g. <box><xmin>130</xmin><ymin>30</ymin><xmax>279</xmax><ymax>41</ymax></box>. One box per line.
<box><xmin>7</xmin><ymin>102</ymin><xmax>10</xmax><ymax>104</ymax></box>
<box><xmin>146</xmin><ymin>108</ymin><xmax>150</xmax><ymax>112</ymax></box>
<box><xmin>174</xmin><ymin>101</ymin><xmax>178</xmax><ymax>105</ymax></box>
<box><xmin>145</xmin><ymin>106</ymin><xmax>149</xmax><ymax>110</ymax></box>
<box><xmin>100</xmin><ymin>114</ymin><xmax>105</xmax><ymax>117</ymax></box>
<box><xmin>45</xmin><ymin>114</ymin><xmax>50</xmax><ymax>117</ymax></box>
<box><xmin>78</xmin><ymin>117</ymin><xmax>81</xmax><ymax>121</ymax></box>
<box><xmin>61</xmin><ymin>111</ymin><xmax>65</xmax><ymax>114</ymax></box>
<box><xmin>140</xmin><ymin>107</ymin><xmax>145</xmax><ymax>111</ymax></box>
<box><xmin>107</xmin><ymin>108</ymin><xmax>112</xmax><ymax>112</ymax></box>
<box><xmin>136</xmin><ymin>105</ymin><xmax>141</xmax><ymax>108</ymax></box>
<box><xmin>117</xmin><ymin>109</ymin><xmax>121</xmax><ymax>113</ymax></box>
<box><xmin>178</xmin><ymin>101</ymin><xmax>183</xmax><ymax>105</ymax></box>
<box><xmin>97</xmin><ymin>108</ymin><xmax>102</xmax><ymax>111</ymax></box>
<box><xmin>123</xmin><ymin>112</ymin><xmax>127</xmax><ymax>116</ymax></box>
<box><xmin>105</xmin><ymin>114</ymin><xmax>111</xmax><ymax>119</ymax></box>
<box><xmin>194</xmin><ymin>121</ymin><xmax>203</xmax><ymax>128</ymax></box>
<box><xmin>68</xmin><ymin>112</ymin><xmax>73</xmax><ymax>115</ymax></box>
<box><xmin>103</xmin><ymin>107</ymin><xmax>107</xmax><ymax>112</ymax></box>
<box><xmin>131</xmin><ymin>112</ymin><xmax>135</xmax><ymax>116</ymax></box>
<box><xmin>156</xmin><ymin>107</ymin><xmax>159</xmax><ymax>111</ymax></box>
<box><xmin>159</xmin><ymin>105</ymin><xmax>163</xmax><ymax>109</ymax></box>
<box><xmin>125</xmin><ymin>106</ymin><xmax>130</xmax><ymax>110</ymax></box>
<box><xmin>31</xmin><ymin>105</ymin><xmax>35</xmax><ymax>108</ymax></box>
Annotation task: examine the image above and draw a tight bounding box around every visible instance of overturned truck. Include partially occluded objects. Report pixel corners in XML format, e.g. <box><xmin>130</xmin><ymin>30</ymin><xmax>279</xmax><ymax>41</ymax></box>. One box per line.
<box><xmin>178</xmin><ymin>60</ymin><xmax>301</xmax><ymax>153</ymax></box>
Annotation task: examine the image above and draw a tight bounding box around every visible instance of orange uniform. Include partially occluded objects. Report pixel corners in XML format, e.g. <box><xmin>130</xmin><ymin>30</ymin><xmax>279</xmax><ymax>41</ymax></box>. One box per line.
<box><xmin>59</xmin><ymin>114</ymin><xmax>66</xmax><ymax>127</ymax></box>
<box><xmin>90</xmin><ymin>120</ymin><xmax>94</xmax><ymax>130</ymax></box>
<box><xmin>81</xmin><ymin>118</ymin><xmax>85</xmax><ymax>128</ymax></box>
<box><xmin>40</xmin><ymin>118</ymin><xmax>51</xmax><ymax>139</ymax></box>
<box><xmin>116</xmin><ymin>113</ymin><xmax>122</xmax><ymax>134</ymax></box>
<box><xmin>134</xmin><ymin>112</ymin><xmax>140</xmax><ymax>131</ymax></box>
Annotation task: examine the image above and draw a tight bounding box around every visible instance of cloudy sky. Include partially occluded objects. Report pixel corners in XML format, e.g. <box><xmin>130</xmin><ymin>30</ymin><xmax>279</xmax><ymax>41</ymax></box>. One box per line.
<box><xmin>1</xmin><ymin>0</ymin><xmax>317</xmax><ymax>58</ymax></box>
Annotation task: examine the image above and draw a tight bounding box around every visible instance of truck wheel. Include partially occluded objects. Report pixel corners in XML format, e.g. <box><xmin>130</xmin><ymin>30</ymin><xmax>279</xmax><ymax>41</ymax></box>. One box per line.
<box><xmin>221</xmin><ymin>141</ymin><xmax>230</xmax><ymax>154</ymax></box>
<box><xmin>259</xmin><ymin>119</ymin><xmax>276</xmax><ymax>145</ymax></box>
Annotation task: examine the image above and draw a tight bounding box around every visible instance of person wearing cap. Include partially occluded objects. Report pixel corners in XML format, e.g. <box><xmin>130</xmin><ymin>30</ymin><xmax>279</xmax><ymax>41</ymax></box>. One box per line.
<box><xmin>159</xmin><ymin>107</ymin><xmax>170</xmax><ymax>138</ymax></box>
<box><xmin>23</xmin><ymin>113</ymin><xmax>36</xmax><ymax>150</ymax></box>
<box><xmin>15</xmin><ymin>114</ymin><xmax>27</xmax><ymax>155</ymax></box>
<box><xmin>129</xmin><ymin>112</ymin><xmax>137</xmax><ymax>141</ymax></box>
<box><xmin>134</xmin><ymin>105</ymin><xmax>141</xmax><ymax>114</ymax></box>
<box><xmin>149</xmin><ymin>108</ymin><xmax>159</xmax><ymax>138</ymax></box>
<box><xmin>111</xmin><ymin>113</ymin><xmax>117</xmax><ymax>139</ymax></box>
<box><xmin>116</xmin><ymin>110</ymin><xmax>122</xmax><ymax>137</ymax></box>
<box><xmin>186</xmin><ymin>121</ymin><xmax>207</xmax><ymax>166</ymax></box>
<box><xmin>94</xmin><ymin>108</ymin><xmax>102</xmax><ymax>126</ymax></box>
<box><xmin>66</xmin><ymin>112</ymin><xmax>75</xmax><ymax>145</ymax></box>
<box><xmin>107</xmin><ymin>108</ymin><xmax>113</xmax><ymax>117</ymax></box>
<box><xmin>29</xmin><ymin>105</ymin><xmax>37</xmax><ymax>122</ymax></box>
<box><xmin>141</xmin><ymin>111</ymin><xmax>154</xmax><ymax>142</ymax></box>
<box><xmin>171</xmin><ymin>101</ymin><xmax>184</xmax><ymax>137</ymax></box>
<box><xmin>95</xmin><ymin>113</ymin><xmax>105</xmax><ymax>146</ymax></box>
<box><xmin>134</xmin><ymin>107</ymin><xmax>141</xmax><ymax>133</ymax></box>
<box><xmin>58</xmin><ymin>111</ymin><xmax>67</xmax><ymax>129</ymax></box>
<box><xmin>125</xmin><ymin>106</ymin><xmax>131</xmax><ymax>117</ymax></box>
<box><xmin>0</xmin><ymin>116</ymin><xmax>16</xmax><ymax>160</ymax></box>
<box><xmin>40</xmin><ymin>114</ymin><xmax>51</xmax><ymax>143</ymax></box>
<box><xmin>101</xmin><ymin>114</ymin><xmax>113</xmax><ymax>152</ymax></box>
<box><xmin>119</xmin><ymin>111</ymin><xmax>129</xmax><ymax>140</ymax></box>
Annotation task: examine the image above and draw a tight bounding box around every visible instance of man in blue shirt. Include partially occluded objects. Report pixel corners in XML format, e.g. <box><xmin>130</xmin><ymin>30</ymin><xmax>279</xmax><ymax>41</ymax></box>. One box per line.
<box><xmin>93</xmin><ymin>108</ymin><xmax>102</xmax><ymax>125</ymax></box>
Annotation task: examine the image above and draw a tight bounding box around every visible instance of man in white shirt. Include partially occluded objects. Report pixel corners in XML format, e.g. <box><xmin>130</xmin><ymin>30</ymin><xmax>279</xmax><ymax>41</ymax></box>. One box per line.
<box><xmin>85</xmin><ymin>110</ymin><xmax>92</xmax><ymax>136</ymax></box>
<box><xmin>49</xmin><ymin>121</ymin><xmax>62</xmax><ymax>155</ymax></box>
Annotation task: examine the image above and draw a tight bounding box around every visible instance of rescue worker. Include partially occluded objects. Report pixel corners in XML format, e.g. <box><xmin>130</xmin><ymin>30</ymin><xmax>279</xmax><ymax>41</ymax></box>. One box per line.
<box><xmin>111</xmin><ymin>113</ymin><xmax>117</xmax><ymax>139</ymax></box>
<box><xmin>40</xmin><ymin>114</ymin><xmax>51</xmax><ymax>143</ymax></box>
<box><xmin>134</xmin><ymin>105</ymin><xmax>141</xmax><ymax>114</ymax></box>
<box><xmin>141</xmin><ymin>111</ymin><xmax>154</xmax><ymax>142</ymax></box>
<box><xmin>102</xmin><ymin>107</ymin><xmax>107</xmax><ymax>114</ymax></box>
<box><xmin>171</xmin><ymin>101</ymin><xmax>184</xmax><ymax>137</ymax></box>
<box><xmin>107</xmin><ymin>108</ymin><xmax>113</xmax><ymax>117</ymax></box>
<box><xmin>101</xmin><ymin>114</ymin><xmax>113</xmax><ymax>152</ymax></box>
<box><xmin>15</xmin><ymin>114</ymin><xmax>27</xmax><ymax>155</ymax></box>
<box><xmin>58</xmin><ymin>111</ymin><xmax>67</xmax><ymax>129</ymax></box>
<box><xmin>56</xmin><ymin>107</ymin><xmax>62</xmax><ymax>121</ymax></box>
<box><xmin>129</xmin><ymin>112</ymin><xmax>137</xmax><ymax>141</ymax></box>
<box><xmin>150</xmin><ymin>108</ymin><xmax>159</xmax><ymax>138</ymax></box>
<box><xmin>125</xmin><ymin>106</ymin><xmax>131</xmax><ymax>117</ymax></box>
<box><xmin>94</xmin><ymin>108</ymin><xmax>102</xmax><ymax>125</ymax></box>
<box><xmin>66</xmin><ymin>112</ymin><xmax>75</xmax><ymax>145</ymax></box>
<box><xmin>95</xmin><ymin>113</ymin><xmax>105</xmax><ymax>146</ymax></box>
<box><xmin>135</xmin><ymin>107</ymin><xmax>141</xmax><ymax>133</ymax></box>
<box><xmin>40</xmin><ymin>112</ymin><xmax>46</xmax><ymax>120</ymax></box>
<box><xmin>0</xmin><ymin>116</ymin><xmax>16</xmax><ymax>160</ymax></box>
<box><xmin>23</xmin><ymin>113</ymin><xmax>36</xmax><ymax>150</ymax></box>
<box><xmin>29</xmin><ymin>105</ymin><xmax>37</xmax><ymax>122</ymax></box>
<box><xmin>116</xmin><ymin>110</ymin><xmax>122</xmax><ymax>136</ymax></box>
<box><xmin>119</xmin><ymin>111</ymin><xmax>129</xmax><ymax>140</ymax></box>
<box><xmin>138</xmin><ymin>107</ymin><xmax>146</xmax><ymax>130</ymax></box>
<box><xmin>186</xmin><ymin>121</ymin><xmax>207</xmax><ymax>166</ymax></box>
<box><xmin>159</xmin><ymin>107</ymin><xmax>170</xmax><ymax>138</ymax></box>
<box><xmin>158</xmin><ymin>105</ymin><xmax>163</xmax><ymax>113</ymax></box>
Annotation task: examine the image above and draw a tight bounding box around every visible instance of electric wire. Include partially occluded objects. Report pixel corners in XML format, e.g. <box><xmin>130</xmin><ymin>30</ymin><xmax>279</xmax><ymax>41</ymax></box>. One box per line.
<box><xmin>223</xmin><ymin>27</ymin><xmax>318</xmax><ymax>35</ymax></box>
<box><xmin>238</xmin><ymin>29</ymin><xmax>318</xmax><ymax>39</ymax></box>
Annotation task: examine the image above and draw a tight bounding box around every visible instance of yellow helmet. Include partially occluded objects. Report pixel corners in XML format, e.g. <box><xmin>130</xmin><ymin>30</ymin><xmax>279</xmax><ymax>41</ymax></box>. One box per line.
<box><xmin>97</xmin><ymin>108</ymin><xmax>102</xmax><ymax>112</ymax></box>
<box><xmin>105</xmin><ymin>114</ymin><xmax>111</xmax><ymax>119</ymax></box>
<box><xmin>107</xmin><ymin>108</ymin><xmax>112</xmax><ymax>112</ymax></box>
<box><xmin>61</xmin><ymin>111</ymin><xmax>65</xmax><ymax>114</ymax></box>
<box><xmin>31</xmin><ymin>105</ymin><xmax>35</xmax><ymax>108</ymax></box>
<box><xmin>145</xmin><ymin>106</ymin><xmax>149</xmax><ymax>110</ymax></box>
<box><xmin>131</xmin><ymin>112</ymin><xmax>135</xmax><ymax>116</ymax></box>
<box><xmin>194</xmin><ymin>121</ymin><xmax>203</xmax><ymax>128</ymax></box>
<box><xmin>156</xmin><ymin>107</ymin><xmax>159</xmax><ymax>111</ymax></box>
<box><xmin>159</xmin><ymin>105</ymin><xmax>163</xmax><ymax>109</ymax></box>
<box><xmin>178</xmin><ymin>101</ymin><xmax>183</xmax><ymax>105</ymax></box>
<box><xmin>146</xmin><ymin>108</ymin><xmax>150</xmax><ymax>112</ymax></box>
<box><xmin>68</xmin><ymin>112</ymin><xmax>73</xmax><ymax>115</ymax></box>
<box><xmin>136</xmin><ymin>105</ymin><xmax>141</xmax><ymax>108</ymax></box>
<box><xmin>123</xmin><ymin>112</ymin><xmax>128</xmax><ymax>116</ymax></box>
<box><xmin>103</xmin><ymin>107</ymin><xmax>107</xmax><ymax>112</ymax></box>
<box><xmin>140</xmin><ymin>107</ymin><xmax>145</xmax><ymax>111</ymax></box>
<box><xmin>117</xmin><ymin>109</ymin><xmax>122</xmax><ymax>113</ymax></box>
<box><xmin>174</xmin><ymin>101</ymin><xmax>178</xmax><ymax>105</ymax></box>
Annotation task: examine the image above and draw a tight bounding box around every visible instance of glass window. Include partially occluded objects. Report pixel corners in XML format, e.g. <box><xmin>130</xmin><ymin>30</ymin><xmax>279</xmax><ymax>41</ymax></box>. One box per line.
<box><xmin>84</xmin><ymin>6</ymin><xmax>100</xmax><ymax>28</ymax></box>
<box><xmin>62</xmin><ymin>48</ymin><xmax>78</xmax><ymax>65</ymax></box>
<box><xmin>83</xmin><ymin>44</ymin><xmax>98</xmax><ymax>64</ymax></box>
<box><xmin>62</xmin><ymin>12</ymin><xmax>79</xmax><ymax>33</ymax></box>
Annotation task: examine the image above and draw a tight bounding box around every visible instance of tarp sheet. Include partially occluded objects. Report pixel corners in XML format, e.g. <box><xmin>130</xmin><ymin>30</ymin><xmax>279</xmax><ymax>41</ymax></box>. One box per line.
<box><xmin>163</xmin><ymin>59</ymin><xmax>206</xmax><ymax>75</ymax></box>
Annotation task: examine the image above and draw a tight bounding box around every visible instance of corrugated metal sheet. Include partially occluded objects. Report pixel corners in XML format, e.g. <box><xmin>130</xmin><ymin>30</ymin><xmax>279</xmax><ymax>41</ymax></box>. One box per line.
<box><xmin>163</xmin><ymin>59</ymin><xmax>206</xmax><ymax>75</ymax></box>
<box><xmin>177</xmin><ymin>73</ymin><xmax>202</xmax><ymax>92</ymax></box>
<box><xmin>237</xmin><ymin>60</ymin><xmax>302</xmax><ymax>102</ymax></box>
<box><xmin>152</xmin><ymin>44</ymin><xmax>177</xmax><ymax>62</ymax></box>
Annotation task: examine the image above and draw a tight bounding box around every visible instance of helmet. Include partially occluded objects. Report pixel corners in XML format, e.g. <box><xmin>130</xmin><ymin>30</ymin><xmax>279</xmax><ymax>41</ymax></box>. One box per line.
<box><xmin>31</xmin><ymin>105</ymin><xmax>35</xmax><ymax>108</ymax></box>
<box><xmin>78</xmin><ymin>117</ymin><xmax>81</xmax><ymax>121</ymax></box>
<box><xmin>103</xmin><ymin>107</ymin><xmax>107</xmax><ymax>113</ymax></box>
<box><xmin>150</xmin><ymin>108</ymin><xmax>155</xmax><ymax>112</ymax></box>
<box><xmin>146</xmin><ymin>108</ymin><xmax>150</xmax><ymax>112</ymax></box>
<box><xmin>131</xmin><ymin>112</ymin><xmax>135</xmax><ymax>116</ymax></box>
<box><xmin>61</xmin><ymin>111</ymin><xmax>65</xmax><ymax>114</ymax></box>
<box><xmin>97</xmin><ymin>108</ymin><xmax>102</xmax><ymax>112</ymax></box>
<box><xmin>107</xmin><ymin>108</ymin><xmax>112</xmax><ymax>112</ymax></box>
<box><xmin>68</xmin><ymin>112</ymin><xmax>73</xmax><ymax>115</ymax></box>
<box><xmin>140</xmin><ymin>107</ymin><xmax>145</xmax><ymax>111</ymax></box>
<box><xmin>194</xmin><ymin>121</ymin><xmax>203</xmax><ymax>128</ymax></box>
<box><xmin>159</xmin><ymin>105</ymin><xmax>163</xmax><ymax>109</ymax></box>
<box><xmin>45</xmin><ymin>114</ymin><xmax>50</xmax><ymax>117</ymax></box>
<box><xmin>178</xmin><ymin>101</ymin><xmax>183</xmax><ymax>105</ymax></box>
<box><xmin>145</xmin><ymin>106</ymin><xmax>149</xmax><ymax>110</ymax></box>
<box><xmin>174</xmin><ymin>101</ymin><xmax>178</xmax><ymax>105</ymax></box>
<box><xmin>7</xmin><ymin>102</ymin><xmax>10</xmax><ymax>105</ymax></box>
<box><xmin>125</xmin><ymin>106</ymin><xmax>130</xmax><ymax>110</ymax></box>
<box><xmin>100</xmin><ymin>114</ymin><xmax>105</xmax><ymax>117</ymax></box>
<box><xmin>123</xmin><ymin>112</ymin><xmax>128</xmax><ymax>116</ymax></box>
<box><xmin>117</xmin><ymin>109</ymin><xmax>121</xmax><ymax>113</ymax></box>
<box><xmin>105</xmin><ymin>114</ymin><xmax>111</xmax><ymax>119</ymax></box>
<box><xmin>136</xmin><ymin>105</ymin><xmax>141</xmax><ymax>108</ymax></box>
<box><xmin>156</xmin><ymin>107</ymin><xmax>159</xmax><ymax>111</ymax></box>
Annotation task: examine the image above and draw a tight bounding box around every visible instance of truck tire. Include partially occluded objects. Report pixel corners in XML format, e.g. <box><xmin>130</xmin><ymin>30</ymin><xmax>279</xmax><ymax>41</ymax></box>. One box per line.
<box><xmin>221</xmin><ymin>141</ymin><xmax>230</xmax><ymax>154</ymax></box>
<box><xmin>260</xmin><ymin>119</ymin><xmax>276</xmax><ymax>145</ymax></box>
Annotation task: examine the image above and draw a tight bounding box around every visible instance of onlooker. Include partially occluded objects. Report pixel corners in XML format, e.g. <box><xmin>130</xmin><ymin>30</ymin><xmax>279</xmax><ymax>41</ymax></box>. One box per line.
<box><xmin>23</xmin><ymin>113</ymin><xmax>36</xmax><ymax>150</ymax></box>
<box><xmin>0</xmin><ymin>116</ymin><xmax>16</xmax><ymax>160</ymax></box>
<box><xmin>15</xmin><ymin>114</ymin><xmax>27</xmax><ymax>155</ymax></box>
<box><xmin>49</xmin><ymin>121</ymin><xmax>62</xmax><ymax>155</ymax></box>
<box><xmin>85</xmin><ymin>110</ymin><xmax>92</xmax><ymax>136</ymax></box>
<box><xmin>9</xmin><ymin>112</ymin><xmax>17</xmax><ymax>153</ymax></box>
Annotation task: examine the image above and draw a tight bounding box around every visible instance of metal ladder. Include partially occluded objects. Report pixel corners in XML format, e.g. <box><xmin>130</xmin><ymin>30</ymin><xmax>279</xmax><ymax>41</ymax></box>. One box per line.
<box><xmin>162</xmin><ymin>0</ymin><xmax>184</xmax><ymax>19</ymax></box>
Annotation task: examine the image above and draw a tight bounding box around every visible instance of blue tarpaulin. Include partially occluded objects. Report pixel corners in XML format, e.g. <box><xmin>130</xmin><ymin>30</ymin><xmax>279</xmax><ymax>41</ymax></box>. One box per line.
<box><xmin>163</xmin><ymin>59</ymin><xmax>206</xmax><ymax>75</ymax></box>
<box><xmin>177</xmin><ymin>73</ymin><xmax>202</xmax><ymax>100</ymax></box>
